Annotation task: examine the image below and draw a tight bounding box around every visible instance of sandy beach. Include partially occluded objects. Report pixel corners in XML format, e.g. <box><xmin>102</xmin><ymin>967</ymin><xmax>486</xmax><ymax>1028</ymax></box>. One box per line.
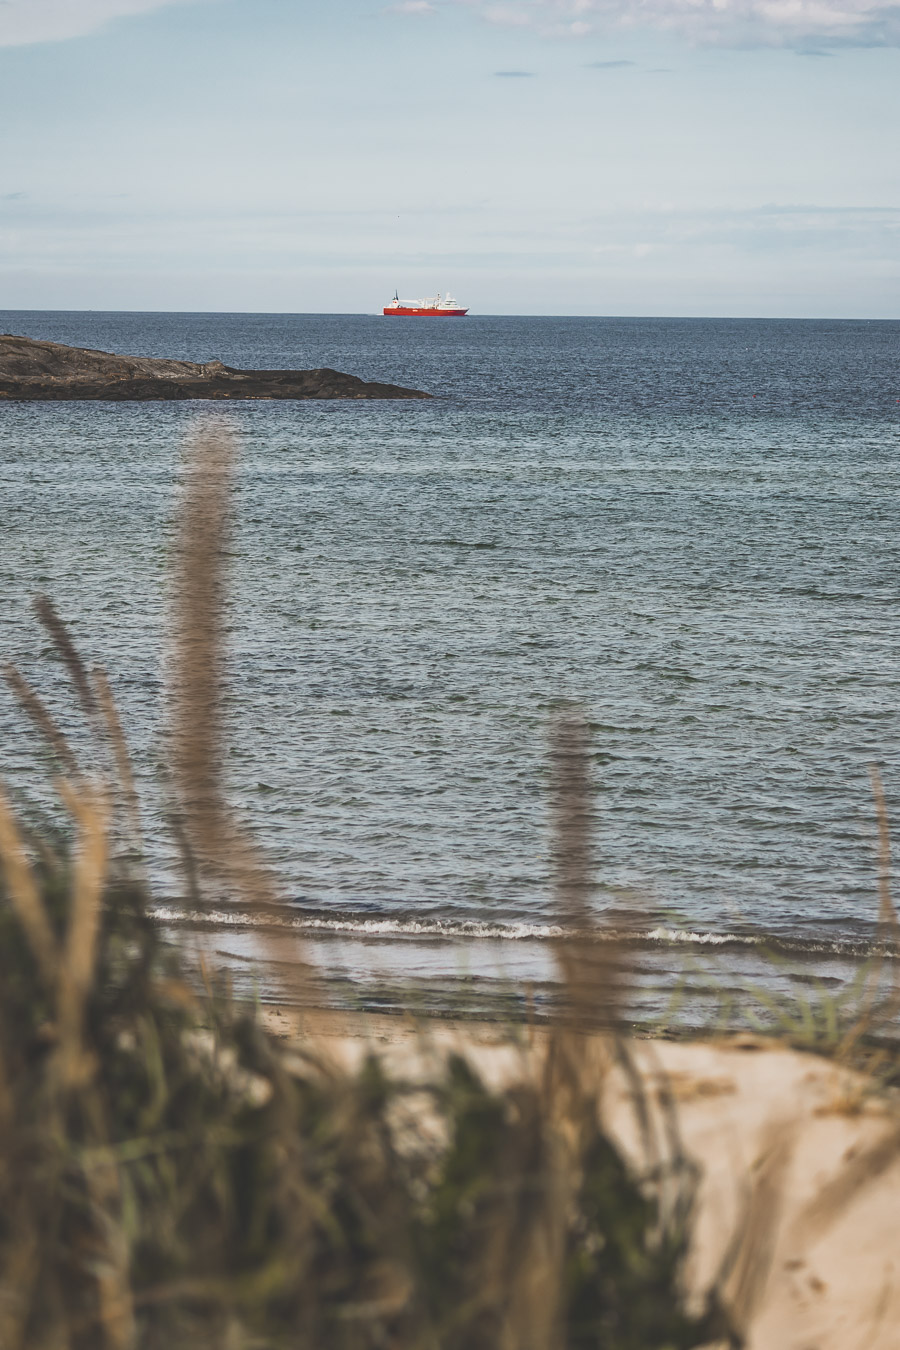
<box><xmin>263</xmin><ymin>1005</ymin><xmax>900</xmax><ymax>1350</ymax></box>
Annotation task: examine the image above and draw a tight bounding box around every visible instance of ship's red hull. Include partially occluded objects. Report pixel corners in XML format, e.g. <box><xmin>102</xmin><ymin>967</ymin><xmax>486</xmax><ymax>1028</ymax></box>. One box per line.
<box><xmin>383</xmin><ymin>307</ymin><xmax>468</xmax><ymax>317</ymax></box>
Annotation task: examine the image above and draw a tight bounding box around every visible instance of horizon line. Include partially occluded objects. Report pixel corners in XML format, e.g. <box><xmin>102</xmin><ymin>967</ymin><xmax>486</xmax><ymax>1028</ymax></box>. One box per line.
<box><xmin>2</xmin><ymin>308</ymin><xmax>898</xmax><ymax>322</ymax></box>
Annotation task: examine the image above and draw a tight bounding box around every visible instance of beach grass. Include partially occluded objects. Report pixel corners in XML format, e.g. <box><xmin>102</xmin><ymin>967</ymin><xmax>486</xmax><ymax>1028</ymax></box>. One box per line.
<box><xmin>2</xmin><ymin>423</ymin><xmax>900</xmax><ymax>1347</ymax></box>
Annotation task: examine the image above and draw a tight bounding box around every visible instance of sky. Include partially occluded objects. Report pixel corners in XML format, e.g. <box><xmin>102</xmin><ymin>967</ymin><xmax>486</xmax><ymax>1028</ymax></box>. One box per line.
<box><xmin>1</xmin><ymin>0</ymin><xmax>898</xmax><ymax>315</ymax></box>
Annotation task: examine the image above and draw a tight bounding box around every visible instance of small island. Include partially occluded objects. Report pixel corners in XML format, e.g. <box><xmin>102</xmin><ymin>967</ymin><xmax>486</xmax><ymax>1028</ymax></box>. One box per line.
<box><xmin>0</xmin><ymin>334</ymin><xmax>430</xmax><ymax>401</ymax></box>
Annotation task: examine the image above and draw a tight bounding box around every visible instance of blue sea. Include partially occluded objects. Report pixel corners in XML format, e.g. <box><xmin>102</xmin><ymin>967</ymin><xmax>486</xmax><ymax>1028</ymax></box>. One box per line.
<box><xmin>2</xmin><ymin>310</ymin><xmax>899</xmax><ymax>1021</ymax></box>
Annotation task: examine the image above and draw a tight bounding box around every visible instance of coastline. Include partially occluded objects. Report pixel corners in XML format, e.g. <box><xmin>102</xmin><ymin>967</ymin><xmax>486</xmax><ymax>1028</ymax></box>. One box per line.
<box><xmin>168</xmin><ymin>906</ymin><xmax>889</xmax><ymax>1036</ymax></box>
<box><xmin>0</xmin><ymin>332</ymin><xmax>431</xmax><ymax>400</ymax></box>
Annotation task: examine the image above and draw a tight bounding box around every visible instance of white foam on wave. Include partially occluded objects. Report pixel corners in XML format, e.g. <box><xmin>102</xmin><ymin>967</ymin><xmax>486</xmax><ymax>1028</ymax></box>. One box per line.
<box><xmin>150</xmin><ymin>906</ymin><xmax>891</xmax><ymax>959</ymax></box>
<box><xmin>151</xmin><ymin>905</ymin><xmax>568</xmax><ymax>941</ymax></box>
<box><xmin>646</xmin><ymin>926</ymin><xmax>757</xmax><ymax>947</ymax></box>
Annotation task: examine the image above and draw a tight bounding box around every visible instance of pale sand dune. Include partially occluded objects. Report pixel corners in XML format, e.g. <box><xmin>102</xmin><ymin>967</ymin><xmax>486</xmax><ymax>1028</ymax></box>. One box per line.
<box><xmin>263</xmin><ymin>1006</ymin><xmax>900</xmax><ymax>1350</ymax></box>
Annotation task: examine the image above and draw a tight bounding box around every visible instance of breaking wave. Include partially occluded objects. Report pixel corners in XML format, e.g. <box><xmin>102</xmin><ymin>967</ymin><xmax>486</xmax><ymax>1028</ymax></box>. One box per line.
<box><xmin>151</xmin><ymin>905</ymin><xmax>897</xmax><ymax>961</ymax></box>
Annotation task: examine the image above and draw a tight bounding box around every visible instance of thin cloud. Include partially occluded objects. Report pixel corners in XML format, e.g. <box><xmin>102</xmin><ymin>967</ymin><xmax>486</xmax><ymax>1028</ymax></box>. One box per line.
<box><xmin>457</xmin><ymin>0</ymin><xmax>900</xmax><ymax>48</ymax></box>
<box><xmin>386</xmin><ymin>1</ymin><xmax>436</xmax><ymax>13</ymax></box>
<box><xmin>585</xmin><ymin>58</ymin><xmax>634</xmax><ymax>67</ymax></box>
<box><xmin>494</xmin><ymin>67</ymin><xmax>537</xmax><ymax>74</ymax></box>
<box><xmin>0</xmin><ymin>0</ymin><xmax>219</xmax><ymax>49</ymax></box>
<box><xmin>482</xmin><ymin>4</ymin><xmax>533</xmax><ymax>26</ymax></box>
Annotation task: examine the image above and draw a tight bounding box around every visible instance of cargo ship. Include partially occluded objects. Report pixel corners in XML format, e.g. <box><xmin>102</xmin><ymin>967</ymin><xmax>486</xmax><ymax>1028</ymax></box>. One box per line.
<box><xmin>383</xmin><ymin>290</ymin><xmax>468</xmax><ymax>317</ymax></box>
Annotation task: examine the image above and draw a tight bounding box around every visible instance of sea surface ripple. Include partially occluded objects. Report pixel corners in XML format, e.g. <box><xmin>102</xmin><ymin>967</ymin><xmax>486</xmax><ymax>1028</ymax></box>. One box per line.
<box><xmin>1</xmin><ymin>311</ymin><xmax>899</xmax><ymax>1002</ymax></box>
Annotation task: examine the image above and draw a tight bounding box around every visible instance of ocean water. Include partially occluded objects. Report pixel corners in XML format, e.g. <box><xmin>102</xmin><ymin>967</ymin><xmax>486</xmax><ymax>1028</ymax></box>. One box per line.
<box><xmin>2</xmin><ymin>310</ymin><xmax>899</xmax><ymax>1017</ymax></box>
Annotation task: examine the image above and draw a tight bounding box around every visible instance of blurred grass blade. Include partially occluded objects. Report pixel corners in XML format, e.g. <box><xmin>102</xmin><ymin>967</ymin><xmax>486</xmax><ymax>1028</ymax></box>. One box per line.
<box><xmin>3</xmin><ymin>662</ymin><xmax>80</xmax><ymax>777</ymax></box>
<box><xmin>840</xmin><ymin>765</ymin><xmax>899</xmax><ymax>1056</ymax></box>
<box><xmin>170</xmin><ymin>422</ymin><xmax>233</xmax><ymax>870</ymax></box>
<box><xmin>33</xmin><ymin>592</ymin><xmax>100</xmax><ymax>724</ymax></box>
<box><xmin>789</xmin><ymin>1119</ymin><xmax>900</xmax><ymax>1248</ymax></box>
<box><xmin>871</xmin><ymin>764</ymin><xmax>898</xmax><ymax>934</ymax></box>
<box><xmin>169</xmin><ymin>422</ymin><xmax>316</xmax><ymax>989</ymax></box>
<box><xmin>93</xmin><ymin>666</ymin><xmax>144</xmax><ymax>854</ymax></box>
<box><xmin>549</xmin><ymin>711</ymin><xmax>623</xmax><ymax>1028</ymax></box>
<box><xmin>56</xmin><ymin>779</ymin><xmax>109</xmax><ymax>1088</ymax></box>
<box><xmin>714</xmin><ymin>1122</ymin><xmax>795</xmax><ymax>1341</ymax></box>
<box><xmin>0</xmin><ymin>783</ymin><xmax>58</xmax><ymax>987</ymax></box>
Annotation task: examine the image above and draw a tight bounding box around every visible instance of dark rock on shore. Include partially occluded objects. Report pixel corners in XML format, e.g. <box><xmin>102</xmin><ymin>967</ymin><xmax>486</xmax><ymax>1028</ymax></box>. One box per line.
<box><xmin>0</xmin><ymin>334</ymin><xmax>430</xmax><ymax>401</ymax></box>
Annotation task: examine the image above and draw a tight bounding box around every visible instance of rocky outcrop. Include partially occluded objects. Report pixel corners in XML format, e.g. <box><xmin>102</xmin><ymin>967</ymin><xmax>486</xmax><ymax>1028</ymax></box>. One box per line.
<box><xmin>0</xmin><ymin>334</ymin><xmax>430</xmax><ymax>401</ymax></box>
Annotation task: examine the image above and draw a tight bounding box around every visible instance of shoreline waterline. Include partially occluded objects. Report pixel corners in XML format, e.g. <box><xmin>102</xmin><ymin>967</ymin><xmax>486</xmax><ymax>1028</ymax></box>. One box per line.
<box><xmin>160</xmin><ymin>902</ymin><xmax>890</xmax><ymax>1031</ymax></box>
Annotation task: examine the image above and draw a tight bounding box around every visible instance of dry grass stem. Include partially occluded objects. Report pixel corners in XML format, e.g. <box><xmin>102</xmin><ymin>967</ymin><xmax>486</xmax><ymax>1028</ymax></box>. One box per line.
<box><xmin>56</xmin><ymin>779</ymin><xmax>109</xmax><ymax>1087</ymax></box>
<box><xmin>3</xmin><ymin>662</ymin><xmax>80</xmax><ymax>776</ymax></box>
<box><xmin>839</xmin><ymin>765</ymin><xmax>900</xmax><ymax>1058</ymax></box>
<box><xmin>714</xmin><ymin>1122</ymin><xmax>796</xmax><ymax>1341</ymax></box>
<box><xmin>93</xmin><ymin>667</ymin><xmax>143</xmax><ymax>852</ymax></box>
<box><xmin>33</xmin><ymin>593</ymin><xmax>100</xmax><ymax>723</ymax></box>
<box><xmin>170</xmin><ymin>422</ymin><xmax>233</xmax><ymax>868</ymax></box>
<box><xmin>0</xmin><ymin>783</ymin><xmax>58</xmax><ymax>986</ymax></box>
<box><xmin>548</xmin><ymin>711</ymin><xmax>624</xmax><ymax>1030</ymax></box>
<box><xmin>870</xmin><ymin>764</ymin><xmax>898</xmax><ymax>934</ymax></box>
<box><xmin>169</xmin><ymin>422</ymin><xmax>316</xmax><ymax>985</ymax></box>
<box><xmin>789</xmin><ymin>1119</ymin><xmax>900</xmax><ymax>1249</ymax></box>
